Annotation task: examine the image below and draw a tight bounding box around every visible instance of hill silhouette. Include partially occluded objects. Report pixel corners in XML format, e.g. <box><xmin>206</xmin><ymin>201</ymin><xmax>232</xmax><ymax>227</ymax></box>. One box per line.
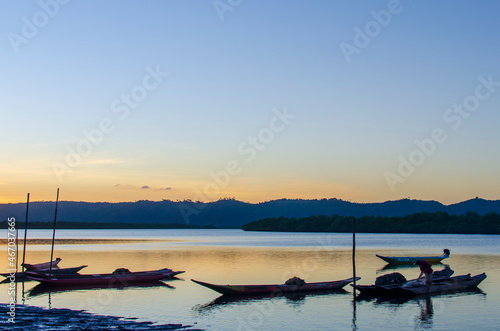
<box><xmin>1</xmin><ymin>197</ymin><xmax>499</xmax><ymax>229</ymax></box>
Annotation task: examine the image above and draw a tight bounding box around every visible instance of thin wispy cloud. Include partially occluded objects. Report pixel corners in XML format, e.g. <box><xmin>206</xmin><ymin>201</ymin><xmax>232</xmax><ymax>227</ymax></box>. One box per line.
<box><xmin>114</xmin><ymin>184</ymin><xmax>173</xmax><ymax>191</ymax></box>
<box><xmin>82</xmin><ymin>159</ymin><xmax>130</xmax><ymax>166</ymax></box>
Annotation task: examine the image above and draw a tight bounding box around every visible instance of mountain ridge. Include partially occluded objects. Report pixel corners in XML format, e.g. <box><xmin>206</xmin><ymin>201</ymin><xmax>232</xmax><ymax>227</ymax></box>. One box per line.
<box><xmin>1</xmin><ymin>197</ymin><xmax>499</xmax><ymax>228</ymax></box>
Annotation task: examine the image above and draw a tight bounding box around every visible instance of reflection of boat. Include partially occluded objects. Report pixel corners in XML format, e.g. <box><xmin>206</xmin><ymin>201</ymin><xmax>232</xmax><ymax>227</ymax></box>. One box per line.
<box><xmin>27</xmin><ymin>268</ymin><xmax>184</xmax><ymax>286</ymax></box>
<box><xmin>28</xmin><ymin>280</ymin><xmax>174</xmax><ymax>297</ymax></box>
<box><xmin>0</xmin><ymin>265</ymin><xmax>88</xmax><ymax>282</ymax></box>
<box><xmin>376</xmin><ymin>249</ymin><xmax>450</xmax><ymax>265</ymax></box>
<box><xmin>366</xmin><ymin>287</ymin><xmax>485</xmax><ymax>304</ymax></box>
<box><xmin>379</xmin><ymin>263</ymin><xmax>421</xmax><ymax>271</ymax></box>
<box><xmin>22</xmin><ymin>258</ymin><xmax>62</xmax><ymax>270</ymax></box>
<box><xmin>353</xmin><ymin>273</ymin><xmax>486</xmax><ymax>296</ymax></box>
<box><xmin>192</xmin><ymin>277</ymin><xmax>360</xmax><ymax>296</ymax></box>
<box><xmin>194</xmin><ymin>289</ymin><xmax>349</xmax><ymax>314</ymax></box>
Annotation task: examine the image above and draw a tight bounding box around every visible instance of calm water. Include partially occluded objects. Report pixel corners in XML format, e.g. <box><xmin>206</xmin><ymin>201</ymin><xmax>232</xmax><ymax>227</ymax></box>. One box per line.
<box><xmin>1</xmin><ymin>230</ymin><xmax>499</xmax><ymax>330</ymax></box>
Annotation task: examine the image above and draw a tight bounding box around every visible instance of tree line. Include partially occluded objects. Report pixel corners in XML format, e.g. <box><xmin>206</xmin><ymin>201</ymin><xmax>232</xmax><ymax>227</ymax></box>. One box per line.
<box><xmin>241</xmin><ymin>211</ymin><xmax>500</xmax><ymax>234</ymax></box>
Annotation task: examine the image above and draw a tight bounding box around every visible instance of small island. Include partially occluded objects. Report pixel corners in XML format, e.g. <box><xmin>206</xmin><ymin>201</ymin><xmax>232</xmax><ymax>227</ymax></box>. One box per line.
<box><xmin>242</xmin><ymin>211</ymin><xmax>500</xmax><ymax>234</ymax></box>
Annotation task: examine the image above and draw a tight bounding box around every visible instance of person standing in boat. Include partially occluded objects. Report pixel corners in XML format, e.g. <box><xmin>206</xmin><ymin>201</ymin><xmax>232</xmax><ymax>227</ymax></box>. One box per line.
<box><xmin>415</xmin><ymin>259</ymin><xmax>433</xmax><ymax>288</ymax></box>
<box><xmin>442</xmin><ymin>249</ymin><xmax>450</xmax><ymax>258</ymax></box>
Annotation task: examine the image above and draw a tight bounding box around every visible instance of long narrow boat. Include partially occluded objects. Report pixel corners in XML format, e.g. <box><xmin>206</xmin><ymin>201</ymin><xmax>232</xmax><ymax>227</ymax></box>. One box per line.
<box><xmin>1</xmin><ymin>265</ymin><xmax>87</xmax><ymax>281</ymax></box>
<box><xmin>353</xmin><ymin>273</ymin><xmax>486</xmax><ymax>296</ymax></box>
<box><xmin>395</xmin><ymin>273</ymin><xmax>486</xmax><ymax>295</ymax></box>
<box><xmin>27</xmin><ymin>268</ymin><xmax>184</xmax><ymax>286</ymax></box>
<box><xmin>376</xmin><ymin>249</ymin><xmax>450</xmax><ymax>265</ymax></box>
<box><xmin>192</xmin><ymin>277</ymin><xmax>360</xmax><ymax>296</ymax></box>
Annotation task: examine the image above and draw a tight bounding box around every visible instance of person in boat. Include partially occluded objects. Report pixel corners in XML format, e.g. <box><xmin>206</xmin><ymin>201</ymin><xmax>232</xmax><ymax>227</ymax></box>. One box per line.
<box><xmin>442</xmin><ymin>249</ymin><xmax>450</xmax><ymax>257</ymax></box>
<box><xmin>415</xmin><ymin>259</ymin><xmax>433</xmax><ymax>288</ymax></box>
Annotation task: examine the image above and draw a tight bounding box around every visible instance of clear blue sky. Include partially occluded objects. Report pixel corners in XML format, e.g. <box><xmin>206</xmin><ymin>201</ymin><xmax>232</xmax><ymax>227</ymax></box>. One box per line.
<box><xmin>1</xmin><ymin>0</ymin><xmax>499</xmax><ymax>204</ymax></box>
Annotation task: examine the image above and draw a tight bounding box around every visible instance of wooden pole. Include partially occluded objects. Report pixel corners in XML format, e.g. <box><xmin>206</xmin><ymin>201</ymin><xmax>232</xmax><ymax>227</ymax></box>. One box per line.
<box><xmin>49</xmin><ymin>188</ymin><xmax>60</xmax><ymax>278</ymax></box>
<box><xmin>16</xmin><ymin>217</ymin><xmax>19</xmax><ymax>273</ymax></box>
<box><xmin>352</xmin><ymin>216</ymin><xmax>356</xmax><ymax>287</ymax></box>
<box><xmin>352</xmin><ymin>216</ymin><xmax>357</xmax><ymax>330</ymax></box>
<box><xmin>21</xmin><ymin>193</ymin><xmax>30</xmax><ymax>272</ymax></box>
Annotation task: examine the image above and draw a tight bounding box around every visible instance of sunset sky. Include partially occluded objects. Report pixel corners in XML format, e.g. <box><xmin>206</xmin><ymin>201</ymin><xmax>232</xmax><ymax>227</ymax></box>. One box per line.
<box><xmin>1</xmin><ymin>1</ymin><xmax>499</xmax><ymax>204</ymax></box>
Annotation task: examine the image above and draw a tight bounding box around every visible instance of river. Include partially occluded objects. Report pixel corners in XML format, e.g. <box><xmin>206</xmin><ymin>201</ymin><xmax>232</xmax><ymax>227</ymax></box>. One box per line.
<box><xmin>1</xmin><ymin>230</ymin><xmax>499</xmax><ymax>330</ymax></box>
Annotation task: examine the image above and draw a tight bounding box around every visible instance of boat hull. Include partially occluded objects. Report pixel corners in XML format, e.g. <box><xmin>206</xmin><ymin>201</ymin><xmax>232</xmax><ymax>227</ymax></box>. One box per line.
<box><xmin>375</xmin><ymin>254</ymin><xmax>447</xmax><ymax>265</ymax></box>
<box><xmin>192</xmin><ymin>277</ymin><xmax>360</xmax><ymax>296</ymax></box>
<box><xmin>27</xmin><ymin>269</ymin><xmax>184</xmax><ymax>286</ymax></box>
<box><xmin>395</xmin><ymin>273</ymin><xmax>486</xmax><ymax>295</ymax></box>
<box><xmin>353</xmin><ymin>273</ymin><xmax>486</xmax><ymax>296</ymax></box>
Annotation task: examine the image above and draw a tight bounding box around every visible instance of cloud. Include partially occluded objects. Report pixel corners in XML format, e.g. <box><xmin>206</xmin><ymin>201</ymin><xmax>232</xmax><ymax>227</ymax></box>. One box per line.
<box><xmin>84</xmin><ymin>159</ymin><xmax>127</xmax><ymax>165</ymax></box>
<box><xmin>114</xmin><ymin>184</ymin><xmax>140</xmax><ymax>190</ymax></box>
<box><xmin>114</xmin><ymin>184</ymin><xmax>172</xmax><ymax>191</ymax></box>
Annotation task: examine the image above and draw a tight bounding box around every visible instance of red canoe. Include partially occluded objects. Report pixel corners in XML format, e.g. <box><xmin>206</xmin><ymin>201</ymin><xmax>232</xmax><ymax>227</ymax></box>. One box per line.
<box><xmin>192</xmin><ymin>277</ymin><xmax>360</xmax><ymax>296</ymax></box>
<box><xmin>27</xmin><ymin>268</ymin><xmax>184</xmax><ymax>286</ymax></box>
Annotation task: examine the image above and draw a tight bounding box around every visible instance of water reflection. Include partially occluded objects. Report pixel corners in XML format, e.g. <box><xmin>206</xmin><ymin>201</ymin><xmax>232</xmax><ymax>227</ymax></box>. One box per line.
<box><xmin>0</xmin><ymin>233</ymin><xmax>497</xmax><ymax>331</ymax></box>
<box><xmin>28</xmin><ymin>281</ymin><xmax>174</xmax><ymax>297</ymax></box>
<box><xmin>194</xmin><ymin>289</ymin><xmax>349</xmax><ymax>315</ymax></box>
<box><xmin>358</xmin><ymin>289</ymin><xmax>486</xmax><ymax>328</ymax></box>
<box><xmin>351</xmin><ymin>295</ymin><xmax>358</xmax><ymax>331</ymax></box>
<box><xmin>377</xmin><ymin>262</ymin><xmax>449</xmax><ymax>273</ymax></box>
<box><xmin>414</xmin><ymin>296</ymin><xmax>433</xmax><ymax>328</ymax></box>
<box><xmin>378</xmin><ymin>263</ymin><xmax>421</xmax><ymax>272</ymax></box>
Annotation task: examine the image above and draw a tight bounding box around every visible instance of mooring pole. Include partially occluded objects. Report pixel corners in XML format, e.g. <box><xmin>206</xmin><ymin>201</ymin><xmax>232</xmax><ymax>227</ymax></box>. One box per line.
<box><xmin>352</xmin><ymin>216</ymin><xmax>356</xmax><ymax>287</ymax></box>
<box><xmin>352</xmin><ymin>216</ymin><xmax>357</xmax><ymax>330</ymax></box>
<box><xmin>49</xmin><ymin>188</ymin><xmax>60</xmax><ymax>278</ymax></box>
<box><xmin>16</xmin><ymin>218</ymin><xmax>19</xmax><ymax>273</ymax></box>
<box><xmin>21</xmin><ymin>193</ymin><xmax>30</xmax><ymax>272</ymax></box>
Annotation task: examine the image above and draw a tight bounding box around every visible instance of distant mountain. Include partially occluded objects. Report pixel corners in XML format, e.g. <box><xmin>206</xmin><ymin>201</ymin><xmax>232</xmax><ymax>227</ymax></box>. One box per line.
<box><xmin>1</xmin><ymin>198</ymin><xmax>499</xmax><ymax>228</ymax></box>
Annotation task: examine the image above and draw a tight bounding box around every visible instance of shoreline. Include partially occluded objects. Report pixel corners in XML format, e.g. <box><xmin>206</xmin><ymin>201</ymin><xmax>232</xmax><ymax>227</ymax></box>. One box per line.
<box><xmin>0</xmin><ymin>304</ymin><xmax>203</xmax><ymax>330</ymax></box>
<box><xmin>0</xmin><ymin>238</ymin><xmax>190</xmax><ymax>245</ymax></box>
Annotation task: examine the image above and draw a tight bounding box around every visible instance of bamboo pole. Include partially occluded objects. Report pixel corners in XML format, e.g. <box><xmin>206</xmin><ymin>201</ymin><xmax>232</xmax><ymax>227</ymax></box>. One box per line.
<box><xmin>352</xmin><ymin>216</ymin><xmax>356</xmax><ymax>287</ymax></box>
<box><xmin>49</xmin><ymin>188</ymin><xmax>60</xmax><ymax>278</ymax></box>
<box><xmin>352</xmin><ymin>216</ymin><xmax>357</xmax><ymax>330</ymax></box>
<box><xmin>16</xmin><ymin>218</ymin><xmax>18</xmax><ymax>273</ymax></box>
<box><xmin>21</xmin><ymin>193</ymin><xmax>30</xmax><ymax>272</ymax></box>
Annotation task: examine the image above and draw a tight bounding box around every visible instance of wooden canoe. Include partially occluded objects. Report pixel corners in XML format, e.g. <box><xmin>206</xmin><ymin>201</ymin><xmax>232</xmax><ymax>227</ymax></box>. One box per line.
<box><xmin>375</xmin><ymin>254</ymin><xmax>448</xmax><ymax>265</ymax></box>
<box><xmin>27</xmin><ymin>268</ymin><xmax>184</xmax><ymax>286</ymax></box>
<box><xmin>1</xmin><ymin>265</ymin><xmax>87</xmax><ymax>282</ymax></box>
<box><xmin>21</xmin><ymin>258</ymin><xmax>62</xmax><ymax>271</ymax></box>
<box><xmin>394</xmin><ymin>273</ymin><xmax>486</xmax><ymax>295</ymax></box>
<box><xmin>353</xmin><ymin>273</ymin><xmax>486</xmax><ymax>296</ymax></box>
<box><xmin>192</xmin><ymin>277</ymin><xmax>360</xmax><ymax>296</ymax></box>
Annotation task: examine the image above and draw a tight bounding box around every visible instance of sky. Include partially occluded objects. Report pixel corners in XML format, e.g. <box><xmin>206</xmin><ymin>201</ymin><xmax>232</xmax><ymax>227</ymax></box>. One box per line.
<box><xmin>1</xmin><ymin>0</ymin><xmax>499</xmax><ymax>205</ymax></box>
